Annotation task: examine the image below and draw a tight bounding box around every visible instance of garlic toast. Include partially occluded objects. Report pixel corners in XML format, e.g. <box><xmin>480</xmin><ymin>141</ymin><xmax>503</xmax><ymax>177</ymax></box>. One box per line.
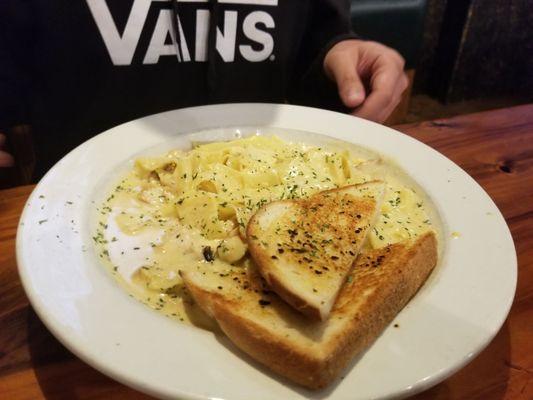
<box><xmin>181</xmin><ymin>232</ymin><xmax>438</xmax><ymax>389</ymax></box>
<box><xmin>246</xmin><ymin>182</ymin><xmax>385</xmax><ymax>320</ymax></box>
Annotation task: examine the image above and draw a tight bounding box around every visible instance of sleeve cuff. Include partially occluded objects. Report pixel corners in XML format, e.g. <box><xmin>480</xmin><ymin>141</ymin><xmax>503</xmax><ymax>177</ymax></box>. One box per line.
<box><xmin>290</xmin><ymin>33</ymin><xmax>361</xmax><ymax>113</ymax></box>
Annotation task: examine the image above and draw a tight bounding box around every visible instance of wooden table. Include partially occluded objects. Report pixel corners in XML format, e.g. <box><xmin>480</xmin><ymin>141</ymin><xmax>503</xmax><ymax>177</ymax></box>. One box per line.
<box><xmin>1</xmin><ymin>105</ymin><xmax>532</xmax><ymax>399</ymax></box>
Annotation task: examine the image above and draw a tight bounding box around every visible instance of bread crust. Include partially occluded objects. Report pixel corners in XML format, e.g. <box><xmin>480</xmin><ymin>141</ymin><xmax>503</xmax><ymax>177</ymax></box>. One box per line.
<box><xmin>320</xmin><ymin>232</ymin><xmax>438</xmax><ymax>387</ymax></box>
<box><xmin>183</xmin><ymin>232</ymin><xmax>438</xmax><ymax>389</ymax></box>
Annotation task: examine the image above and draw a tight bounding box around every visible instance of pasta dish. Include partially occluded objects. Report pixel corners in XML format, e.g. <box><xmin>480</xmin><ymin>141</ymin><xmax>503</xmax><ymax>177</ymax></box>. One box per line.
<box><xmin>93</xmin><ymin>135</ymin><xmax>437</xmax><ymax>327</ymax></box>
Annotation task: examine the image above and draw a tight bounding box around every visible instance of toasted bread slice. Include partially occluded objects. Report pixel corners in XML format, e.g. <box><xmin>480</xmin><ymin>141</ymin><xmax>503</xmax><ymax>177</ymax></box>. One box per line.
<box><xmin>246</xmin><ymin>182</ymin><xmax>385</xmax><ymax>320</ymax></box>
<box><xmin>181</xmin><ymin>232</ymin><xmax>437</xmax><ymax>389</ymax></box>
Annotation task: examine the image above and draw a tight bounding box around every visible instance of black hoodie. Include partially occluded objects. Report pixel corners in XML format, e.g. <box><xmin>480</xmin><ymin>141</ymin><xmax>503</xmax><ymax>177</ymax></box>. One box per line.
<box><xmin>1</xmin><ymin>0</ymin><xmax>356</xmax><ymax>177</ymax></box>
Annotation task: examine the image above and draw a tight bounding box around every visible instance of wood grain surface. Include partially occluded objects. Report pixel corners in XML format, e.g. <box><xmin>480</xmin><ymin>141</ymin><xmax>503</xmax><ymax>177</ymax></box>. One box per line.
<box><xmin>0</xmin><ymin>105</ymin><xmax>532</xmax><ymax>399</ymax></box>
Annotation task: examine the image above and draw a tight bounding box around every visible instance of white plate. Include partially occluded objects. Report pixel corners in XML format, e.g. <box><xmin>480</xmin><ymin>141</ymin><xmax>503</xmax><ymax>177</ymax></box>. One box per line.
<box><xmin>17</xmin><ymin>104</ymin><xmax>517</xmax><ymax>400</ymax></box>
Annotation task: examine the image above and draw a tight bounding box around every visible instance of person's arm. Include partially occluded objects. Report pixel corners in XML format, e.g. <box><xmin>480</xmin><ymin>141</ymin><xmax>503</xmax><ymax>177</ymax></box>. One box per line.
<box><xmin>0</xmin><ymin>134</ymin><xmax>14</xmax><ymax>167</ymax></box>
<box><xmin>288</xmin><ymin>0</ymin><xmax>357</xmax><ymax>111</ymax></box>
<box><xmin>289</xmin><ymin>0</ymin><xmax>408</xmax><ymax>123</ymax></box>
<box><xmin>0</xmin><ymin>1</ymin><xmax>32</xmax><ymax>169</ymax></box>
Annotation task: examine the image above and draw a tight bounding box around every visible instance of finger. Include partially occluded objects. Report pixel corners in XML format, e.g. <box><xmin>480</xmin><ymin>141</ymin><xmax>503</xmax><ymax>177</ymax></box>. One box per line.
<box><xmin>0</xmin><ymin>150</ymin><xmax>14</xmax><ymax>167</ymax></box>
<box><xmin>373</xmin><ymin>73</ymin><xmax>410</xmax><ymax>122</ymax></box>
<box><xmin>351</xmin><ymin>59</ymin><xmax>404</xmax><ymax>122</ymax></box>
<box><xmin>325</xmin><ymin>52</ymin><xmax>366</xmax><ymax>108</ymax></box>
<box><xmin>0</xmin><ymin>133</ymin><xmax>6</xmax><ymax>147</ymax></box>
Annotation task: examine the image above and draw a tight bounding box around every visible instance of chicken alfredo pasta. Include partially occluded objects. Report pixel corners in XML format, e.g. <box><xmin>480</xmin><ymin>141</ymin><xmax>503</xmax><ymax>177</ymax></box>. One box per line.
<box><xmin>94</xmin><ymin>136</ymin><xmax>436</xmax><ymax>327</ymax></box>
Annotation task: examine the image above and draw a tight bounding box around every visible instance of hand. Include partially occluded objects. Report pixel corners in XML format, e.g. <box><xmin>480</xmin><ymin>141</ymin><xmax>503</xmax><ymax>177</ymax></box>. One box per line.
<box><xmin>0</xmin><ymin>133</ymin><xmax>14</xmax><ymax>167</ymax></box>
<box><xmin>323</xmin><ymin>39</ymin><xmax>409</xmax><ymax>123</ymax></box>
